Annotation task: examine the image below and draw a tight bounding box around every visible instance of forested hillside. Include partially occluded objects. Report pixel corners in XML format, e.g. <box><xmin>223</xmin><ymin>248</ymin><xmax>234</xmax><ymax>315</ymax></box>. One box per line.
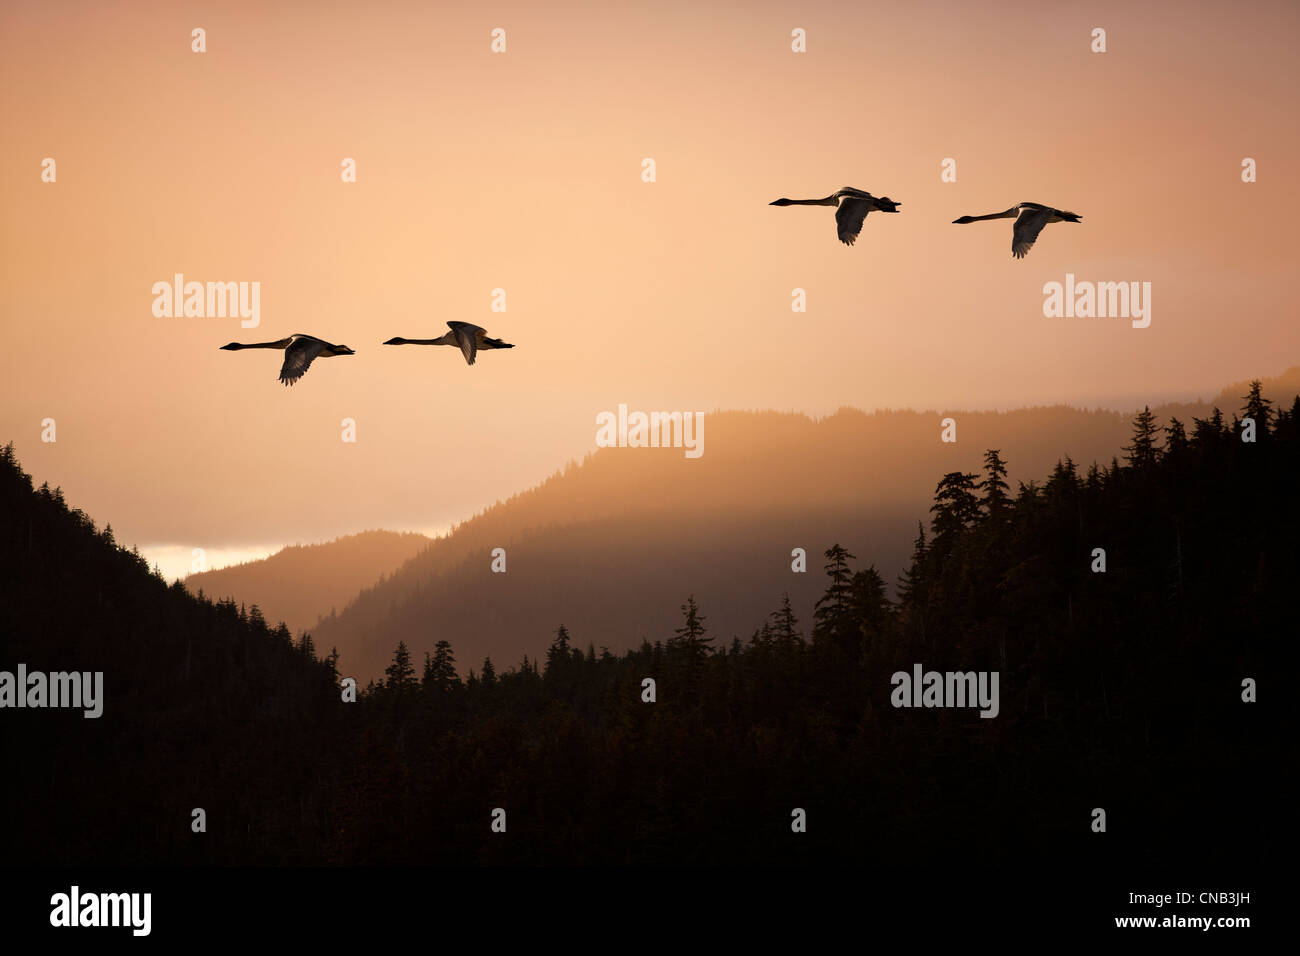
<box><xmin>311</xmin><ymin>367</ymin><xmax>1300</xmax><ymax>683</ymax></box>
<box><xmin>0</xmin><ymin>380</ymin><xmax>1287</xmax><ymax>865</ymax></box>
<box><xmin>184</xmin><ymin>530</ymin><xmax>429</xmax><ymax>636</ymax></box>
<box><xmin>0</xmin><ymin>442</ymin><xmax>345</xmax><ymax>864</ymax></box>
<box><xmin>333</xmin><ymin>382</ymin><xmax>1285</xmax><ymax>864</ymax></box>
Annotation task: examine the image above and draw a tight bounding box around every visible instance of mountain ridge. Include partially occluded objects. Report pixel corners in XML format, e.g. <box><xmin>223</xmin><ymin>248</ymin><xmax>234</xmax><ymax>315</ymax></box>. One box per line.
<box><xmin>183</xmin><ymin>530</ymin><xmax>429</xmax><ymax>638</ymax></box>
<box><xmin>304</xmin><ymin>367</ymin><xmax>1300</xmax><ymax>682</ymax></box>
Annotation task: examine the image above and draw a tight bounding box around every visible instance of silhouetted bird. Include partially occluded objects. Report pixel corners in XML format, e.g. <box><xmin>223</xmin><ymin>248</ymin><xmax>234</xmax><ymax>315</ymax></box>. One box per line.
<box><xmin>769</xmin><ymin>187</ymin><xmax>901</xmax><ymax>246</ymax></box>
<box><xmin>383</xmin><ymin>322</ymin><xmax>515</xmax><ymax>366</ymax></box>
<box><xmin>219</xmin><ymin>334</ymin><xmax>355</xmax><ymax>386</ymax></box>
<box><xmin>951</xmin><ymin>202</ymin><xmax>1082</xmax><ymax>259</ymax></box>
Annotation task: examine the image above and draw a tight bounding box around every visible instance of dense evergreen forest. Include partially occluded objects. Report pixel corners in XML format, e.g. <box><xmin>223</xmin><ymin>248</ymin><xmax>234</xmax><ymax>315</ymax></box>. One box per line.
<box><xmin>308</xmin><ymin>372</ymin><xmax>1300</xmax><ymax>683</ymax></box>
<box><xmin>1</xmin><ymin>383</ymin><xmax>1288</xmax><ymax>866</ymax></box>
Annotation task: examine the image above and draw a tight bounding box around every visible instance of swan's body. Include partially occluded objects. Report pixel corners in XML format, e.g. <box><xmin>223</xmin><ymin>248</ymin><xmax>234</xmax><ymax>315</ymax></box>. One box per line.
<box><xmin>952</xmin><ymin>202</ymin><xmax>1082</xmax><ymax>258</ymax></box>
<box><xmin>383</xmin><ymin>322</ymin><xmax>514</xmax><ymax>366</ymax></box>
<box><xmin>219</xmin><ymin>333</ymin><xmax>355</xmax><ymax>386</ymax></box>
<box><xmin>769</xmin><ymin>186</ymin><xmax>901</xmax><ymax>246</ymax></box>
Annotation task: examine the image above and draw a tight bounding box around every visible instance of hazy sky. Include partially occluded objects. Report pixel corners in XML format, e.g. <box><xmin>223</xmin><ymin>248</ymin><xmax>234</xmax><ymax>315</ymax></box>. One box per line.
<box><xmin>2</xmin><ymin>0</ymin><xmax>1296</xmax><ymax>577</ymax></box>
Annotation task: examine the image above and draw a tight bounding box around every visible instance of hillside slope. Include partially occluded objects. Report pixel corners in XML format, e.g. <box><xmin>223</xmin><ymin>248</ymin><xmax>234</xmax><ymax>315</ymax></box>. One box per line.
<box><xmin>314</xmin><ymin>368</ymin><xmax>1300</xmax><ymax>682</ymax></box>
<box><xmin>0</xmin><ymin>444</ymin><xmax>343</xmax><ymax>865</ymax></box>
<box><xmin>184</xmin><ymin>530</ymin><xmax>429</xmax><ymax>637</ymax></box>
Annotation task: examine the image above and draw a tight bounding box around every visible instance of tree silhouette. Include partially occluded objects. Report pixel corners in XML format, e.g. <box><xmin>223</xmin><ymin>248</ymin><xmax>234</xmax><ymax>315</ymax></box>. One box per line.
<box><xmin>1164</xmin><ymin>417</ymin><xmax>1188</xmax><ymax>457</ymax></box>
<box><xmin>1241</xmin><ymin>379</ymin><xmax>1273</xmax><ymax>438</ymax></box>
<box><xmin>422</xmin><ymin>639</ymin><xmax>459</xmax><ymax>692</ymax></box>
<box><xmin>1123</xmin><ymin>405</ymin><xmax>1160</xmax><ymax>468</ymax></box>
<box><xmin>930</xmin><ymin>472</ymin><xmax>980</xmax><ymax>552</ymax></box>
<box><xmin>979</xmin><ymin>449</ymin><xmax>1010</xmax><ymax>522</ymax></box>
<box><xmin>813</xmin><ymin>543</ymin><xmax>855</xmax><ymax>637</ymax></box>
<box><xmin>671</xmin><ymin>594</ymin><xmax>712</xmax><ymax>661</ymax></box>
<box><xmin>546</xmin><ymin>624</ymin><xmax>574</xmax><ymax>676</ymax></box>
<box><xmin>386</xmin><ymin>640</ymin><xmax>417</xmax><ymax>691</ymax></box>
<box><xmin>1</xmin><ymin>378</ymin><xmax>1289</xmax><ymax>870</ymax></box>
<box><xmin>768</xmin><ymin>593</ymin><xmax>802</xmax><ymax>650</ymax></box>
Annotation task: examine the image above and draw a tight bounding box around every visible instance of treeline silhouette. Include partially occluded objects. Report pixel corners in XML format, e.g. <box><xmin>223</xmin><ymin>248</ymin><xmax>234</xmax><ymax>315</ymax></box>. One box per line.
<box><xmin>0</xmin><ymin>382</ymin><xmax>1286</xmax><ymax>865</ymax></box>
<box><xmin>312</xmin><ymin>367</ymin><xmax>1300</xmax><ymax>684</ymax></box>
<box><xmin>0</xmin><ymin>442</ymin><xmax>346</xmax><ymax>864</ymax></box>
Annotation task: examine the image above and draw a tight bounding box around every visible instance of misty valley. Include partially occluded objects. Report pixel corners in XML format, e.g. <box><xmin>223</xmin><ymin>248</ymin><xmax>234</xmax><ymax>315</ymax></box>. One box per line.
<box><xmin>1</xmin><ymin>0</ymin><xmax>1289</xmax><ymax>938</ymax></box>
<box><xmin>0</xmin><ymin>379</ymin><xmax>1285</xmax><ymax>866</ymax></box>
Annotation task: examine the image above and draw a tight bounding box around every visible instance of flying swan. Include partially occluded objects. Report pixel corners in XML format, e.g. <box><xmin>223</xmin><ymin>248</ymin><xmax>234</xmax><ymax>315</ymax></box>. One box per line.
<box><xmin>951</xmin><ymin>202</ymin><xmax>1082</xmax><ymax>259</ymax></box>
<box><xmin>769</xmin><ymin>187</ymin><xmax>901</xmax><ymax>246</ymax></box>
<box><xmin>219</xmin><ymin>334</ymin><xmax>355</xmax><ymax>386</ymax></box>
<box><xmin>383</xmin><ymin>322</ymin><xmax>515</xmax><ymax>366</ymax></box>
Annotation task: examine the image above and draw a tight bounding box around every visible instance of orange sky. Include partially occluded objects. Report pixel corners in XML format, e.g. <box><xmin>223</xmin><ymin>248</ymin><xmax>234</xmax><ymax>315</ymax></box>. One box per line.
<box><xmin>2</xmin><ymin>0</ymin><xmax>1296</xmax><ymax>577</ymax></box>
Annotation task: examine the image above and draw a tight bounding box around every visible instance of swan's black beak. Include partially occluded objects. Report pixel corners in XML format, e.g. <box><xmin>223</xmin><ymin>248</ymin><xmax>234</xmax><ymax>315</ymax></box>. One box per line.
<box><xmin>383</xmin><ymin>338</ymin><xmax>403</xmax><ymax>345</ymax></box>
<box><xmin>219</xmin><ymin>343</ymin><xmax>239</xmax><ymax>350</ymax></box>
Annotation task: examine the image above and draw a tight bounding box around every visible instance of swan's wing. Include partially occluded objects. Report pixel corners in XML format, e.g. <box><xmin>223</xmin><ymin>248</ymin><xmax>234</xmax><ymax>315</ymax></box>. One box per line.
<box><xmin>446</xmin><ymin>322</ymin><xmax>488</xmax><ymax>364</ymax></box>
<box><xmin>447</xmin><ymin>321</ymin><xmax>485</xmax><ymax>335</ymax></box>
<box><xmin>1012</xmin><ymin>206</ymin><xmax>1052</xmax><ymax>259</ymax></box>
<box><xmin>451</xmin><ymin>325</ymin><xmax>478</xmax><ymax>365</ymax></box>
<box><xmin>835</xmin><ymin>197</ymin><xmax>872</xmax><ymax>246</ymax></box>
<box><xmin>279</xmin><ymin>337</ymin><xmax>326</xmax><ymax>386</ymax></box>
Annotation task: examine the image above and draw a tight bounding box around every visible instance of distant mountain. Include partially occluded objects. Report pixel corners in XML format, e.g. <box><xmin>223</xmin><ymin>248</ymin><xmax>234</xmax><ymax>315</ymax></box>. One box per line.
<box><xmin>3</xmin><ymin>382</ymin><xmax>1284</xmax><ymax>868</ymax></box>
<box><xmin>314</xmin><ymin>369</ymin><xmax>1300</xmax><ymax>683</ymax></box>
<box><xmin>184</xmin><ymin>531</ymin><xmax>429</xmax><ymax>637</ymax></box>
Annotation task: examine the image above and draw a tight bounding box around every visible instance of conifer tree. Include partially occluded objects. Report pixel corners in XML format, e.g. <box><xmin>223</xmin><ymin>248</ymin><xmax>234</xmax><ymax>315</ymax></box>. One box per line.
<box><xmin>324</xmin><ymin>647</ymin><xmax>341</xmax><ymax>683</ymax></box>
<box><xmin>849</xmin><ymin>566</ymin><xmax>890</xmax><ymax>633</ymax></box>
<box><xmin>672</xmin><ymin>594</ymin><xmax>712</xmax><ymax>658</ymax></box>
<box><xmin>978</xmin><ymin>449</ymin><xmax>1010</xmax><ymax>521</ymax></box>
<box><xmin>1123</xmin><ymin>406</ymin><xmax>1160</xmax><ymax>468</ymax></box>
<box><xmin>386</xmin><ymin>640</ymin><xmax>417</xmax><ymax>692</ymax></box>
<box><xmin>1044</xmin><ymin>457</ymin><xmax>1079</xmax><ymax>499</ymax></box>
<box><xmin>897</xmin><ymin>522</ymin><xmax>929</xmax><ymax>609</ymax></box>
<box><xmin>545</xmin><ymin>625</ymin><xmax>572</xmax><ymax>677</ymax></box>
<box><xmin>1084</xmin><ymin>461</ymin><xmax>1104</xmax><ymax>494</ymax></box>
<box><xmin>930</xmin><ymin>473</ymin><xmax>980</xmax><ymax>547</ymax></box>
<box><xmin>1241</xmin><ymin>379</ymin><xmax>1273</xmax><ymax>439</ymax></box>
<box><xmin>1164</xmin><ymin>417</ymin><xmax>1188</xmax><ymax>457</ymax></box>
<box><xmin>422</xmin><ymin>640</ymin><xmax>459</xmax><ymax>691</ymax></box>
<box><xmin>814</xmin><ymin>544</ymin><xmax>855</xmax><ymax>632</ymax></box>
<box><xmin>768</xmin><ymin>593</ymin><xmax>802</xmax><ymax>648</ymax></box>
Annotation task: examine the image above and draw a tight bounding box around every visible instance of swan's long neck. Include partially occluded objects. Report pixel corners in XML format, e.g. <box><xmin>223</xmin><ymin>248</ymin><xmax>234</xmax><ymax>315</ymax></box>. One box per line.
<box><xmin>785</xmin><ymin>195</ymin><xmax>840</xmax><ymax>206</ymax></box>
<box><xmin>399</xmin><ymin>338</ymin><xmax>448</xmax><ymax>345</ymax></box>
<box><xmin>970</xmin><ymin>208</ymin><xmax>1020</xmax><ymax>221</ymax></box>
<box><xmin>231</xmin><ymin>339</ymin><xmax>289</xmax><ymax>349</ymax></box>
